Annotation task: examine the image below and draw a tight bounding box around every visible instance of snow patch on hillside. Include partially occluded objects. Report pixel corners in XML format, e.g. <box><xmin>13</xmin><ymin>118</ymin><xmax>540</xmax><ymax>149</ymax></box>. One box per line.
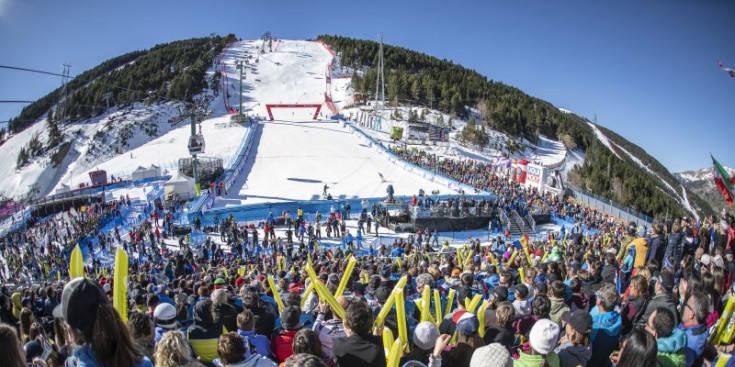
<box><xmin>587</xmin><ymin>122</ymin><xmax>621</xmax><ymax>159</ymax></box>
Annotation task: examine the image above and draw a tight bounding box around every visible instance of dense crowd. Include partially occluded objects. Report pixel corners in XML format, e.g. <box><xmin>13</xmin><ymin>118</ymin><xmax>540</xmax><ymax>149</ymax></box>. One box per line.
<box><xmin>1</xmin><ymin>171</ymin><xmax>735</xmax><ymax>367</ymax></box>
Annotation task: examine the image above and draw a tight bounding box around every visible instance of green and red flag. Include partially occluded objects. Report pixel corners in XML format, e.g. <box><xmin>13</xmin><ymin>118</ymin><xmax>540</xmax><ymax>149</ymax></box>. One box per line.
<box><xmin>712</xmin><ymin>155</ymin><xmax>735</xmax><ymax>208</ymax></box>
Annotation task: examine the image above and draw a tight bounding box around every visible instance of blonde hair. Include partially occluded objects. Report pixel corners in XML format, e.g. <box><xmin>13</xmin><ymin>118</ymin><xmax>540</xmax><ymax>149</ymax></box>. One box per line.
<box><xmin>154</xmin><ymin>330</ymin><xmax>193</xmax><ymax>367</ymax></box>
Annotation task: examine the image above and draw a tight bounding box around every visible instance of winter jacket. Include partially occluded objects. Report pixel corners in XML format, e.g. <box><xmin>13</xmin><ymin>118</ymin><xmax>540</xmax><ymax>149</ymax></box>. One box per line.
<box><xmin>639</xmin><ymin>292</ymin><xmax>680</xmax><ymax>328</ymax></box>
<box><xmin>237</xmin><ymin>329</ymin><xmax>271</xmax><ymax>360</ymax></box>
<box><xmin>680</xmin><ymin>323</ymin><xmax>707</xmax><ymax>367</ymax></box>
<box><xmin>555</xmin><ymin>342</ymin><xmax>592</xmax><ymax>367</ymax></box>
<box><xmin>272</xmin><ymin>328</ymin><xmax>299</xmax><ymax>363</ymax></box>
<box><xmin>72</xmin><ymin>345</ymin><xmax>154</xmax><ymax>367</ymax></box>
<box><xmin>648</xmin><ymin>234</ymin><xmax>666</xmax><ymax>265</ymax></box>
<box><xmin>313</xmin><ymin>314</ymin><xmax>347</xmax><ymax>363</ymax></box>
<box><xmin>513</xmin><ymin>351</ymin><xmax>560</xmax><ymax>367</ymax></box>
<box><xmin>215</xmin><ymin>303</ymin><xmax>241</xmax><ymax>332</ymax></box>
<box><xmin>664</xmin><ymin>232</ymin><xmax>684</xmax><ymax>267</ymax></box>
<box><xmin>656</xmin><ymin>327</ymin><xmax>687</xmax><ymax>367</ymax></box>
<box><xmin>549</xmin><ymin>297</ymin><xmax>569</xmax><ymax>327</ymax></box>
<box><xmin>589</xmin><ymin>306</ymin><xmax>622</xmax><ymax>367</ymax></box>
<box><xmin>187</xmin><ymin>301</ymin><xmax>224</xmax><ymax>363</ymax></box>
<box><xmin>622</xmin><ymin>237</ymin><xmax>649</xmax><ymax>268</ymax></box>
<box><xmin>621</xmin><ymin>296</ymin><xmax>648</xmax><ymax>336</ymax></box>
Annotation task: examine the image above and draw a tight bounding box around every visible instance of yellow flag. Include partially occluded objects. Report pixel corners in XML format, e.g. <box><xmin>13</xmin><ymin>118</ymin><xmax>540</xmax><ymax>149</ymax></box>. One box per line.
<box><xmin>69</xmin><ymin>245</ymin><xmax>85</xmax><ymax>279</ymax></box>
<box><xmin>113</xmin><ymin>247</ymin><xmax>129</xmax><ymax>323</ymax></box>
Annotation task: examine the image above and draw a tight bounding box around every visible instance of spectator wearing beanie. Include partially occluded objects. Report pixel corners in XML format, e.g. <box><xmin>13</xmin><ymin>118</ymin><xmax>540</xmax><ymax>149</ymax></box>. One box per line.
<box><xmin>400</xmin><ymin>321</ymin><xmax>439</xmax><ymax>366</ymax></box>
<box><xmin>514</xmin><ymin>319</ymin><xmax>560</xmax><ymax>367</ymax></box>
<box><xmin>469</xmin><ymin>343</ymin><xmax>513</xmax><ymax>367</ymax></box>
<box><xmin>187</xmin><ymin>299</ymin><xmax>224</xmax><ymax>364</ymax></box>
<box><xmin>555</xmin><ymin>310</ymin><xmax>592</xmax><ymax>367</ymax></box>
<box><xmin>152</xmin><ymin>302</ymin><xmax>178</xmax><ymax>342</ymax></box>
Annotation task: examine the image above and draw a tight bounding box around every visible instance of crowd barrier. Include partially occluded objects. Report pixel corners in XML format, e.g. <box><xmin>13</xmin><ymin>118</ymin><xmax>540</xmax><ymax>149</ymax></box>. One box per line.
<box><xmin>566</xmin><ymin>187</ymin><xmax>653</xmax><ymax>227</ymax></box>
<box><xmin>196</xmin><ymin>194</ymin><xmax>495</xmax><ymax>227</ymax></box>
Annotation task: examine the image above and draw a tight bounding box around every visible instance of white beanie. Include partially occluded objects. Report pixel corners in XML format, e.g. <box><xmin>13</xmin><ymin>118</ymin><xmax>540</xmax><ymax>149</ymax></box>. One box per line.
<box><xmin>529</xmin><ymin>319</ymin><xmax>560</xmax><ymax>355</ymax></box>
<box><xmin>413</xmin><ymin>321</ymin><xmax>439</xmax><ymax>350</ymax></box>
<box><xmin>470</xmin><ymin>343</ymin><xmax>512</xmax><ymax>367</ymax></box>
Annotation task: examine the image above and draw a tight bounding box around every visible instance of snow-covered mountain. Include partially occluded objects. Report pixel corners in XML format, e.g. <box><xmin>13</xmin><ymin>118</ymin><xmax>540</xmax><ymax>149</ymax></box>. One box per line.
<box><xmin>675</xmin><ymin>166</ymin><xmax>735</xmax><ymax>214</ymax></box>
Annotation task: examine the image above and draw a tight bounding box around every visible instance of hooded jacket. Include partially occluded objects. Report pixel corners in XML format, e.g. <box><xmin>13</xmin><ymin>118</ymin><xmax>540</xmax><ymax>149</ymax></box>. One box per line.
<box><xmin>680</xmin><ymin>323</ymin><xmax>707</xmax><ymax>367</ymax></box>
<box><xmin>589</xmin><ymin>306</ymin><xmax>622</xmax><ymax>367</ymax></box>
<box><xmin>555</xmin><ymin>342</ymin><xmax>592</xmax><ymax>367</ymax></box>
<box><xmin>656</xmin><ymin>327</ymin><xmax>687</xmax><ymax>367</ymax></box>
<box><xmin>513</xmin><ymin>350</ymin><xmax>560</xmax><ymax>367</ymax></box>
<box><xmin>549</xmin><ymin>296</ymin><xmax>569</xmax><ymax>326</ymax></box>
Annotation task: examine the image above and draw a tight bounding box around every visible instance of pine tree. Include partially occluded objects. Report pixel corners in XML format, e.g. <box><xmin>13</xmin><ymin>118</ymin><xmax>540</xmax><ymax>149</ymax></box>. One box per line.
<box><xmin>47</xmin><ymin>110</ymin><xmax>62</xmax><ymax>149</ymax></box>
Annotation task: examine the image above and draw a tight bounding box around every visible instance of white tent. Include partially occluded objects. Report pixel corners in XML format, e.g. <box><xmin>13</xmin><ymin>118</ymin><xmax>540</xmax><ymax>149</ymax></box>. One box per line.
<box><xmin>164</xmin><ymin>171</ymin><xmax>196</xmax><ymax>201</ymax></box>
<box><xmin>131</xmin><ymin>165</ymin><xmax>161</xmax><ymax>181</ymax></box>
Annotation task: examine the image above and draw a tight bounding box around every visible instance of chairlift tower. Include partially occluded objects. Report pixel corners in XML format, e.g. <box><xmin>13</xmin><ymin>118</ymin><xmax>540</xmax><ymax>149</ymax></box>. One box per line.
<box><xmin>57</xmin><ymin>63</ymin><xmax>72</xmax><ymax>123</ymax></box>
<box><xmin>187</xmin><ymin>112</ymin><xmax>205</xmax><ymax>195</ymax></box>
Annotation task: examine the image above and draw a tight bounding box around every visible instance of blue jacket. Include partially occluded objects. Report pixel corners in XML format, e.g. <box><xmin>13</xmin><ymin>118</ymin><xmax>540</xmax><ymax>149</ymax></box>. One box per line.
<box><xmin>657</xmin><ymin>327</ymin><xmax>687</xmax><ymax>367</ymax></box>
<box><xmin>680</xmin><ymin>323</ymin><xmax>706</xmax><ymax>367</ymax></box>
<box><xmin>73</xmin><ymin>345</ymin><xmax>153</xmax><ymax>367</ymax></box>
<box><xmin>237</xmin><ymin>329</ymin><xmax>271</xmax><ymax>359</ymax></box>
<box><xmin>589</xmin><ymin>306</ymin><xmax>622</xmax><ymax>367</ymax></box>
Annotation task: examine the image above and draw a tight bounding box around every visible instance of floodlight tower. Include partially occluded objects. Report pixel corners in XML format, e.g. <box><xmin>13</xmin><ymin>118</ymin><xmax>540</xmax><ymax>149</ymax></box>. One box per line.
<box><xmin>375</xmin><ymin>34</ymin><xmax>385</xmax><ymax>111</ymax></box>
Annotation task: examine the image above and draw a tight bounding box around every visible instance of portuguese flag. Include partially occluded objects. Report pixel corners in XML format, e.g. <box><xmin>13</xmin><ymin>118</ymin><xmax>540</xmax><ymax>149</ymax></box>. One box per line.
<box><xmin>712</xmin><ymin>155</ymin><xmax>735</xmax><ymax>208</ymax></box>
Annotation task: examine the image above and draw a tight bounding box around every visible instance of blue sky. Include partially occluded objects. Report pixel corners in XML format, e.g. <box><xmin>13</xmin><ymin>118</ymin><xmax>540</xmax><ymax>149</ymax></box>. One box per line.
<box><xmin>0</xmin><ymin>0</ymin><xmax>733</xmax><ymax>172</ymax></box>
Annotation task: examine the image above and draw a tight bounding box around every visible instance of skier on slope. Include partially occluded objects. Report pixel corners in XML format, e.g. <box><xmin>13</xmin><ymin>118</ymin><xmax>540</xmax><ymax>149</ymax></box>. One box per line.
<box><xmin>378</xmin><ymin>172</ymin><xmax>386</xmax><ymax>182</ymax></box>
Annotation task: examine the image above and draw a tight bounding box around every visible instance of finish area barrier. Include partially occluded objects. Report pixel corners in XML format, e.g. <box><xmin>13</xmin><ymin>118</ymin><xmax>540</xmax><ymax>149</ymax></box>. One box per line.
<box><xmin>265</xmin><ymin>104</ymin><xmax>322</xmax><ymax>120</ymax></box>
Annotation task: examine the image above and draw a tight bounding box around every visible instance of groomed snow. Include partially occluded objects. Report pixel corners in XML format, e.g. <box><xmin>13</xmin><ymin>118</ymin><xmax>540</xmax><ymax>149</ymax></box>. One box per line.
<box><xmin>214</xmin><ymin>120</ymin><xmax>451</xmax><ymax>207</ymax></box>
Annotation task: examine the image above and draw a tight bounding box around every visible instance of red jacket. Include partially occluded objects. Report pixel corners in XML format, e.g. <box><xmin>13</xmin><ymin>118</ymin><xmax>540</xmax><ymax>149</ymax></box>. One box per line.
<box><xmin>272</xmin><ymin>329</ymin><xmax>298</xmax><ymax>362</ymax></box>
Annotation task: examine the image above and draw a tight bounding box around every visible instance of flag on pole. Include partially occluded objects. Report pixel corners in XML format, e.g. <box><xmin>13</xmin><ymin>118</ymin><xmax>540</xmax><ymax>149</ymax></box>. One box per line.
<box><xmin>718</xmin><ymin>60</ymin><xmax>735</xmax><ymax>78</ymax></box>
<box><xmin>69</xmin><ymin>245</ymin><xmax>85</xmax><ymax>279</ymax></box>
<box><xmin>113</xmin><ymin>247</ymin><xmax>129</xmax><ymax>323</ymax></box>
<box><xmin>712</xmin><ymin>155</ymin><xmax>735</xmax><ymax>208</ymax></box>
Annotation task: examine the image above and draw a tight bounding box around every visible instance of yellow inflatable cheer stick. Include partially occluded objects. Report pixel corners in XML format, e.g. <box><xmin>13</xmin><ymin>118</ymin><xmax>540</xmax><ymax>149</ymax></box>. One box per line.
<box><xmin>386</xmin><ymin>336</ymin><xmax>403</xmax><ymax>367</ymax></box>
<box><xmin>487</xmin><ymin>252</ymin><xmax>499</xmax><ymax>270</ymax></box>
<box><xmin>433</xmin><ymin>289</ymin><xmax>442</xmax><ymax>324</ymax></box>
<box><xmin>421</xmin><ymin>285</ymin><xmax>431</xmax><ymax>322</ymax></box>
<box><xmin>477</xmin><ymin>301</ymin><xmax>489</xmax><ymax>337</ymax></box>
<box><xmin>506</xmin><ymin>250</ymin><xmax>518</xmax><ymax>268</ymax></box>
<box><xmin>382</xmin><ymin>327</ymin><xmax>394</xmax><ymax>357</ymax></box>
<box><xmin>395</xmin><ymin>290</ymin><xmax>409</xmax><ymax>353</ymax></box>
<box><xmin>466</xmin><ymin>294</ymin><xmax>482</xmax><ymax>313</ymax></box>
<box><xmin>335</xmin><ymin>255</ymin><xmax>356</xmax><ymax>297</ymax></box>
<box><xmin>445</xmin><ymin>288</ymin><xmax>456</xmax><ymax>316</ymax></box>
<box><xmin>267</xmin><ymin>276</ymin><xmax>285</xmax><ymax>313</ymax></box>
<box><xmin>374</xmin><ymin>276</ymin><xmax>409</xmax><ymax>327</ymax></box>
<box><xmin>305</xmin><ymin>258</ymin><xmax>345</xmax><ymax>319</ymax></box>
<box><xmin>519</xmin><ymin>267</ymin><xmax>526</xmax><ymax>284</ymax></box>
<box><xmin>523</xmin><ymin>247</ymin><xmax>532</xmax><ymax>265</ymax></box>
